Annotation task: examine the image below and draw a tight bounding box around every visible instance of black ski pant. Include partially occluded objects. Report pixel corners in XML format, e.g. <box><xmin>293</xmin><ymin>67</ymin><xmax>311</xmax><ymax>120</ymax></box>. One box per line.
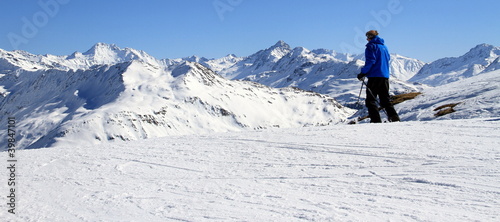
<box><xmin>365</xmin><ymin>77</ymin><xmax>399</xmax><ymax>123</ymax></box>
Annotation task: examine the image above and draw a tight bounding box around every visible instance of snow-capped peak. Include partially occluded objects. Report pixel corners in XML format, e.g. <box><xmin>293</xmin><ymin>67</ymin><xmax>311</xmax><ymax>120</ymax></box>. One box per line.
<box><xmin>461</xmin><ymin>43</ymin><xmax>499</xmax><ymax>62</ymax></box>
<box><xmin>260</xmin><ymin>40</ymin><xmax>292</xmax><ymax>62</ymax></box>
<box><xmin>390</xmin><ymin>54</ymin><xmax>426</xmax><ymax>81</ymax></box>
<box><xmin>311</xmin><ymin>48</ymin><xmax>353</xmax><ymax>61</ymax></box>
<box><xmin>183</xmin><ymin>55</ymin><xmax>210</xmax><ymax>63</ymax></box>
<box><xmin>409</xmin><ymin>43</ymin><xmax>500</xmax><ymax>86</ymax></box>
<box><xmin>290</xmin><ymin>46</ymin><xmax>310</xmax><ymax>56</ymax></box>
<box><xmin>80</xmin><ymin>42</ymin><xmax>126</xmax><ymax>64</ymax></box>
<box><xmin>0</xmin><ymin>48</ymin><xmax>43</xmax><ymax>71</ymax></box>
<box><xmin>79</xmin><ymin>42</ymin><xmax>159</xmax><ymax>66</ymax></box>
<box><xmin>83</xmin><ymin>42</ymin><xmax>121</xmax><ymax>55</ymax></box>
<box><xmin>272</xmin><ymin>40</ymin><xmax>291</xmax><ymax>49</ymax></box>
<box><xmin>0</xmin><ymin>43</ymin><xmax>161</xmax><ymax>72</ymax></box>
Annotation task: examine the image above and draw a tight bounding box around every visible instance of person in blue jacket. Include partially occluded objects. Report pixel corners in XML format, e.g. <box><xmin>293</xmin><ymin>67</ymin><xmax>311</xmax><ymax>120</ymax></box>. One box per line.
<box><xmin>357</xmin><ymin>30</ymin><xmax>400</xmax><ymax>123</ymax></box>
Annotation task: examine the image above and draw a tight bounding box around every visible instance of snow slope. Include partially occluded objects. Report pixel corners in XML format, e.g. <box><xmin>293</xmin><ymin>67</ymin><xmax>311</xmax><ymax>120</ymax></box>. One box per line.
<box><xmin>0</xmin><ymin>57</ymin><xmax>352</xmax><ymax>149</ymax></box>
<box><xmin>1</xmin><ymin>118</ymin><xmax>498</xmax><ymax>221</ymax></box>
<box><xmin>397</xmin><ymin>69</ymin><xmax>500</xmax><ymax>121</ymax></box>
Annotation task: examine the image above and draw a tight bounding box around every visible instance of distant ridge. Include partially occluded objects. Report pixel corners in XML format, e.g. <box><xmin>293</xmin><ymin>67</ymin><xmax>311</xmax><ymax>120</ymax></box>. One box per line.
<box><xmin>1</xmin><ymin>42</ymin><xmax>499</xmax><ymax>149</ymax></box>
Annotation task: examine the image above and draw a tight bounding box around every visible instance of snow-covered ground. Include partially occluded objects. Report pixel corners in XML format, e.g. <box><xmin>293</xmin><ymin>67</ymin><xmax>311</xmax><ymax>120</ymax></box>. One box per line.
<box><xmin>2</xmin><ymin>118</ymin><xmax>499</xmax><ymax>221</ymax></box>
<box><xmin>398</xmin><ymin>69</ymin><xmax>500</xmax><ymax>121</ymax></box>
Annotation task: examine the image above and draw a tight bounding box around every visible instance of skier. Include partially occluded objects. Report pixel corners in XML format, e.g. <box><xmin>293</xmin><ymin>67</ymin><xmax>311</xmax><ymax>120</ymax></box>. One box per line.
<box><xmin>357</xmin><ymin>30</ymin><xmax>400</xmax><ymax>123</ymax></box>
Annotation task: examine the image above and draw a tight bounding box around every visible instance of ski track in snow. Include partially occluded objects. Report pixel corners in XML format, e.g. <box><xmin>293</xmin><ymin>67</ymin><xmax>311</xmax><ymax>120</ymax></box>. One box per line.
<box><xmin>1</xmin><ymin>119</ymin><xmax>499</xmax><ymax>221</ymax></box>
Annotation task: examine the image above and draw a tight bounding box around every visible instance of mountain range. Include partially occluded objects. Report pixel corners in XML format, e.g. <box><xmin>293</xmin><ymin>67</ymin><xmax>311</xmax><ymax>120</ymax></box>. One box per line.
<box><xmin>190</xmin><ymin>41</ymin><xmax>499</xmax><ymax>105</ymax></box>
<box><xmin>409</xmin><ymin>43</ymin><xmax>500</xmax><ymax>86</ymax></box>
<box><xmin>1</xmin><ymin>41</ymin><xmax>499</xmax><ymax>149</ymax></box>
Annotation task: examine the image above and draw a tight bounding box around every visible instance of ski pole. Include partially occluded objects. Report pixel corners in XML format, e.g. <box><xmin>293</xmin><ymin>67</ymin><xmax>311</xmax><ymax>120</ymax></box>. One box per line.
<box><xmin>356</xmin><ymin>80</ymin><xmax>364</xmax><ymax>108</ymax></box>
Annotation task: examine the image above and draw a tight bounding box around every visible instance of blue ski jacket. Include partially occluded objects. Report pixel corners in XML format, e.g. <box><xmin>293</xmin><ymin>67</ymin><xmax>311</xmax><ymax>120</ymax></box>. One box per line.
<box><xmin>361</xmin><ymin>36</ymin><xmax>391</xmax><ymax>79</ymax></box>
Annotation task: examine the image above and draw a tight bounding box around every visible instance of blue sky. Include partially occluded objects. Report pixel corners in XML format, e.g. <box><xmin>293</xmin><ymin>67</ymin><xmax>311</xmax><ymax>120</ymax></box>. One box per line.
<box><xmin>1</xmin><ymin>0</ymin><xmax>499</xmax><ymax>62</ymax></box>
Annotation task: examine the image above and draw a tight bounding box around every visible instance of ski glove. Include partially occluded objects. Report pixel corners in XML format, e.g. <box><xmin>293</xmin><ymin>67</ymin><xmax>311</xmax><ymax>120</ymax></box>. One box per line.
<box><xmin>357</xmin><ymin>73</ymin><xmax>367</xmax><ymax>81</ymax></box>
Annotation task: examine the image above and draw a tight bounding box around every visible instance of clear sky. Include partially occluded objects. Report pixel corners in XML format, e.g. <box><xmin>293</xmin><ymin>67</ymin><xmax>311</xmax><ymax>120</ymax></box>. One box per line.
<box><xmin>1</xmin><ymin>0</ymin><xmax>499</xmax><ymax>62</ymax></box>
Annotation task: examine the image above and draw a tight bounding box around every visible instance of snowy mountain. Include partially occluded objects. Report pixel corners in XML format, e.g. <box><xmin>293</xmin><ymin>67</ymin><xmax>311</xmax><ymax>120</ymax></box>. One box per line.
<box><xmin>1</xmin><ymin>42</ymin><xmax>499</xmax><ymax>149</ymax></box>
<box><xmin>409</xmin><ymin>44</ymin><xmax>500</xmax><ymax>86</ymax></box>
<box><xmin>0</xmin><ymin>46</ymin><xmax>352</xmax><ymax>149</ymax></box>
<box><xmin>389</xmin><ymin>54</ymin><xmax>427</xmax><ymax>81</ymax></box>
<box><xmin>203</xmin><ymin>53</ymin><xmax>244</xmax><ymax>73</ymax></box>
<box><xmin>0</xmin><ymin>43</ymin><xmax>160</xmax><ymax>72</ymax></box>
<box><xmin>216</xmin><ymin>40</ymin><xmax>294</xmax><ymax>80</ymax></box>
<box><xmin>205</xmin><ymin>41</ymin><xmax>426</xmax><ymax>105</ymax></box>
